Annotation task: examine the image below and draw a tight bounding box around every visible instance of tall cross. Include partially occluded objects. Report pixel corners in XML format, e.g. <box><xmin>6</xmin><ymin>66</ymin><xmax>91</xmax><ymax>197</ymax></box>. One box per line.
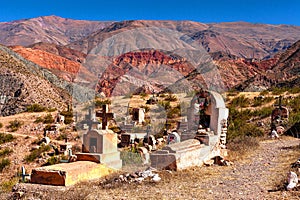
<box><xmin>86</xmin><ymin>107</ymin><xmax>100</xmax><ymax>130</ymax></box>
<box><xmin>96</xmin><ymin>104</ymin><xmax>114</xmax><ymax>130</ymax></box>
<box><xmin>274</xmin><ymin>95</ymin><xmax>285</xmax><ymax>108</ymax></box>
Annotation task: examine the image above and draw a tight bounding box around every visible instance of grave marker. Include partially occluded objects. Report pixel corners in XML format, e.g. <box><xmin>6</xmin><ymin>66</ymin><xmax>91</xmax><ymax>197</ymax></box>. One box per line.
<box><xmin>96</xmin><ymin>104</ymin><xmax>114</xmax><ymax>130</ymax></box>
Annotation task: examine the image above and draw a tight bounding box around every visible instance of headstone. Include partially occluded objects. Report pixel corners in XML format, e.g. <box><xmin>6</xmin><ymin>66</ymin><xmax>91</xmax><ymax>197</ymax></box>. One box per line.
<box><xmin>76</xmin><ymin>129</ymin><xmax>122</xmax><ymax>169</ymax></box>
<box><xmin>287</xmin><ymin>171</ymin><xmax>298</xmax><ymax>190</ymax></box>
<box><xmin>167</xmin><ymin>131</ymin><xmax>180</xmax><ymax>144</ymax></box>
<box><xmin>0</xmin><ymin>94</ymin><xmax>6</xmax><ymax>104</ymax></box>
<box><xmin>132</xmin><ymin>108</ymin><xmax>145</xmax><ymax>124</ymax></box>
<box><xmin>138</xmin><ymin>147</ymin><xmax>150</xmax><ymax>164</ymax></box>
<box><xmin>56</xmin><ymin>113</ymin><xmax>65</xmax><ymax>124</ymax></box>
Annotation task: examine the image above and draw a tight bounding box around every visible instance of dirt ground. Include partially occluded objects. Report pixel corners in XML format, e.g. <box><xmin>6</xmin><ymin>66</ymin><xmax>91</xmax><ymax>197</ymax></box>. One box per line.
<box><xmin>2</xmin><ymin>136</ymin><xmax>300</xmax><ymax>200</ymax></box>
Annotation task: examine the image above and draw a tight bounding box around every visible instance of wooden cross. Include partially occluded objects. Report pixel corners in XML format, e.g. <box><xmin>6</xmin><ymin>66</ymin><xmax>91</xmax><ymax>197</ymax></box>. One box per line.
<box><xmin>96</xmin><ymin>104</ymin><xmax>114</xmax><ymax>130</ymax></box>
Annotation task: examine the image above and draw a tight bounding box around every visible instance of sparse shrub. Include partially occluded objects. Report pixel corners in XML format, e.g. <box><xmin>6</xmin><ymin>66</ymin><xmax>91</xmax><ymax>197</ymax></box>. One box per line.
<box><xmin>0</xmin><ymin>133</ymin><xmax>15</xmax><ymax>144</ymax></box>
<box><xmin>123</xmin><ymin>93</ymin><xmax>133</xmax><ymax>99</ymax></box>
<box><xmin>227</xmin><ymin>136</ymin><xmax>259</xmax><ymax>160</ymax></box>
<box><xmin>95</xmin><ymin>99</ymin><xmax>111</xmax><ymax>108</ymax></box>
<box><xmin>140</xmin><ymin>105</ymin><xmax>150</xmax><ymax>113</ymax></box>
<box><xmin>25</xmin><ymin>144</ymin><xmax>51</xmax><ymax>162</ymax></box>
<box><xmin>47</xmin><ymin>108</ymin><xmax>57</xmax><ymax>112</ymax></box>
<box><xmin>252</xmin><ymin>97</ymin><xmax>273</xmax><ymax>107</ymax></box>
<box><xmin>259</xmin><ymin>90</ymin><xmax>269</xmax><ymax>96</ymax></box>
<box><xmin>60</xmin><ymin>110</ymin><xmax>73</xmax><ymax>124</ymax></box>
<box><xmin>228</xmin><ymin>122</ymin><xmax>264</xmax><ymax>141</ymax></box>
<box><xmin>252</xmin><ymin>107</ymin><xmax>273</xmax><ymax>119</ymax></box>
<box><xmin>34</xmin><ymin>116</ymin><xmax>44</xmax><ymax>123</ymax></box>
<box><xmin>56</xmin><ymin>133</ymin><xmax>68</xmax><ymax>141</ymax></box>
<box><xmin>288</xmin><ymin>87</ymin><xmax>300</xmax><ymax>94</ymax></box>
<box><xmin>120</xmin><ymin>151</ymin><xmax>143</xmax><ymax>166</ymax></box>
<box><xmin>270</xmin><ymin>87</ymin><xmax>287</xmax><ymax>95</ymax></box>
<box><xmin>7</xmin><ymin>120</ymin><xmax>23</xmax><ymax>132</ymax></box>
<box><xmin>0</xmin><ymin>158</ymin><xmax>10</xmax><ymax>172</ymax></box>
<box><xmin>158</xmin><ymin>101</ymin><xmax>171</xmax><ymax>110</ymax></box>
<box><xmin>0</xmin><ymin>177</ymin><xmax>18</xmax><ymax>192</ymax></box>
<box><xmin>43</xmin><ymin>113</ymin><xmax>54</xmax><ymax>124</ymax></box>
<box><xmin>0</xmin><ymin>148</ymin><xmax>13</xmax><ymax>157</ymax></box>
<box><xmin>167</xmin><ymin>104</ymin><xmax>181</xmax><ymax>119</ymax></box>
<box><xmin>0</xmin><ymin>122</ymin><xmax>3</xmax><ymax>129</ymax></box>
<box><xmin>44</xmin><ymin>155</ymin><xmax>68</xmax><ymax>166</ymax></box>
<box><xmin>165</xmin><ymin>94</ymin><xmax>178</xmax><ymax>102</ymax></box>
<box><xmin>230</xmin><ymin>95</ymin><xmax>250</xmax><ymax>108</ymax></box>
<box><xmin>185</xmin><ymin>90</ymin><xmax>196</xmax><ymax>98</ymax></box>
<box><xmin>139</xmin><ymin>92</ymin><xmax>148</xmax><ymax>98</ymax></box>
<box><xmin>27</xmin><ymin>103</ymin><xmax>46</xmax><ymax>112</ymax></box>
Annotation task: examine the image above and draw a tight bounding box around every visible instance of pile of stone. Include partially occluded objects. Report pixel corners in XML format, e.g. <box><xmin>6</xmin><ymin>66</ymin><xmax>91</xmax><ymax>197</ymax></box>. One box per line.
<box><xmin>100</xmin><ymin>167</ymin><xmax>161</xmax><ymax>188</ymax></box>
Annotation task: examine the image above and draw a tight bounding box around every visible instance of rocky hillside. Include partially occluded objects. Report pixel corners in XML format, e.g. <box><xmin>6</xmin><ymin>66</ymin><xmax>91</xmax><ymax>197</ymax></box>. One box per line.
<box><xmin>0</xmin><ymin>15</ymin><xmax>112</xmax><ymax>46</ymax></box>
<box><xmin>96</xmin><ymin>50</ymin><xmax>196</xmax><ymax>96</ymax></box>
<box><xmin>234</xmin><ymin>40</ymin><xmax>300</xmax><ymax>91</ymax></box>
<box><xmin>0</xmin><ymin>45</ymin><xmax>71</xmax><ymax>116</ymax></box>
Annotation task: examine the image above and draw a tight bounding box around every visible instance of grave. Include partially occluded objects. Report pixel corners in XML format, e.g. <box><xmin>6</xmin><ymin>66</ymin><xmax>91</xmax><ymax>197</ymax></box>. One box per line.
<box><xmin>76</xmin><ymin>105</ymin><xmax>122</xmax><ymax>169</ymax></box>
<box><xmin>167</xmin><ymin>131</ymin><xmax>181</xmax><ymax>144</ymax></box>
<box><xmin>150</xmin><ymin>90</ymin><xmax>229</xmax><ymax>170</ymax></box>
<box><xmin>30</xmin><ymin>106</ymin><xmax>122</xmax><ymax>186</ymax></box>
<box><xmin>150</xmin><ymin>139</ymin><xmax>205</xmax><ymax>170</ymax></box>
<box><xmin>132</xmin><ymin>108</ymin><xmax>145</xmax><ymax>124</ymax></box>
<box><xmin>120</xmin><ymin>132</ymin><xmax>147</xmax><ymax>147</ymax></box>
<box><xmin>31</xmin><ymin>161</ymin><xmax>114</xmax><ymax>186</ymax></box>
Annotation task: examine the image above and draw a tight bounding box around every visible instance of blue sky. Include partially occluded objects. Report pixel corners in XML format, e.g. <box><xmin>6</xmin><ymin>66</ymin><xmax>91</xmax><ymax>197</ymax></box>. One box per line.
<box><xmin>0</xmin><ymin>0</ymin><xmax>299</xmax><ymax>25</ymax></box>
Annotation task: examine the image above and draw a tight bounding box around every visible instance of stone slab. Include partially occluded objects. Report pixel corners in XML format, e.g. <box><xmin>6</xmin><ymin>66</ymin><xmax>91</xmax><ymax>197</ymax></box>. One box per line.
<box><xmin>76</xmin><ymin>152</ymin><xmax>122</xmax><ymax>169</ymax></box>
<box><xmin>30</xmin><ymin>161</ymin><xmax>114</xmax><ymax>186</ymax></box>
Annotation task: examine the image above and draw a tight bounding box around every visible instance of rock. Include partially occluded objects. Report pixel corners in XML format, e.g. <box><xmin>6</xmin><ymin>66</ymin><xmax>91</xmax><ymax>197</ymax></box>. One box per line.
<box><xmin>287</xmin><ymin>171</ymin><xmax>298</xmax><ymax>190</ymax></box>
<box><xmin>152</xmin><ymin>174</ymin><xmax>161</xmax><ymax>182</ymax></box>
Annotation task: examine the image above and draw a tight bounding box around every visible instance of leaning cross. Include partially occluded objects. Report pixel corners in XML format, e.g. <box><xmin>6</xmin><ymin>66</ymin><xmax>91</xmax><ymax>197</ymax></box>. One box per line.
<box><xmin>96</xmin><ymin>104</ymin><xmax>114</xmax><ymax>130</ymax></box>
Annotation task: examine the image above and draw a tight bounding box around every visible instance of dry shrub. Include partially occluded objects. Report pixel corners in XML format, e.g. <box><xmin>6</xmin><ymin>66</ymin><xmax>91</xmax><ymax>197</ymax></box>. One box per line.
<box><xmin>227</xmin><ymin>136</ymin><xmax>260</xmax><ymax>161</ymax></box>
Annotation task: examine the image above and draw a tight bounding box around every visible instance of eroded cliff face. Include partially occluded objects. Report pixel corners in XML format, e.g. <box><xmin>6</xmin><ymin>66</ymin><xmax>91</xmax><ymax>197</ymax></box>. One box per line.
<box><xmin>11</xmin><ymin>45</ymin><xmax>81</xmax><ymax>81</ymax></box>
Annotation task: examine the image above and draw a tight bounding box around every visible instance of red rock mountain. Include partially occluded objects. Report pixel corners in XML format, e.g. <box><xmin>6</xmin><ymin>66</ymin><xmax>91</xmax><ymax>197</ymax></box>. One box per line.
<box><xmin>2</xmin><ymin>16</ymin><xmax>300</xmax><ymax>98</ymax></box>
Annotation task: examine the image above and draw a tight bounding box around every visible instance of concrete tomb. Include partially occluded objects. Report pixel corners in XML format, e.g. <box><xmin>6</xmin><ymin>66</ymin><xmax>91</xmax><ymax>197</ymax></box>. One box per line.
<box><xmin>150</xmin><ymin>90</ymin><xmax>229</xmax><ymax>170</ymax></box>
<box><xmin>76</xmin><ymin>129</ymin><xmax>122</xmax><ymax>169</ymax></box>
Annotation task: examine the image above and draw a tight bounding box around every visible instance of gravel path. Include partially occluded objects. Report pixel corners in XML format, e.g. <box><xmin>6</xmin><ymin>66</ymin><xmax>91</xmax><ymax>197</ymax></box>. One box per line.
<box><xmin>201</xmin><ymin>137</ymin><xmax>300</xmax><ymax>199</ymax></box>
<box><xmin>3</xmin><ymin>137</ymin><xmax>300</xmax><ymax>200</ymax></box>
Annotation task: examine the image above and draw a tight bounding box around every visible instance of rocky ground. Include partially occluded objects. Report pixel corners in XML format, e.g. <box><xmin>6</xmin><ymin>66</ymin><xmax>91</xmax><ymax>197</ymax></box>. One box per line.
<box><xmin>2</xmin><ymin>136</ymin><xmax>300</xmax><ymax>200</ymax></box>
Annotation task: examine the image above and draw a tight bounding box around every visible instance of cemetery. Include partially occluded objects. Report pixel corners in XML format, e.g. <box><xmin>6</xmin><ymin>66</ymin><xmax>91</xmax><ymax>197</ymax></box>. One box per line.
<box><xmin>18</xmin><ymin>89</ymin><xmax>229</xmax><ymax>187</ymax></box>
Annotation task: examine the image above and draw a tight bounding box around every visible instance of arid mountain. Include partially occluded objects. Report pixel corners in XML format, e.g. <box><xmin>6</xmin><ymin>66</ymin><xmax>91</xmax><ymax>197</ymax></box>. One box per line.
<box><xmin>69</xmin><ymin>20</ymin><xmax>300</xmax><ymax>59</ymax></box>
<box><xmin>0</xmin><ymin>45</ymin><xmax>71</xmax><ymax>116</ymax></box>
<box><xmin>0</xmin><ymin>15</ymin><xmax>112</xmax><ymax>46</ymax></box>
<box><xmin>233</xmin><ymin>40</ymin><xmax>300</xmax><ymax>91</ymax></box>
<box><xmin>95</xmin><ymin>50</ymin><xmax>197</xmax><ymax>96</ymax></box>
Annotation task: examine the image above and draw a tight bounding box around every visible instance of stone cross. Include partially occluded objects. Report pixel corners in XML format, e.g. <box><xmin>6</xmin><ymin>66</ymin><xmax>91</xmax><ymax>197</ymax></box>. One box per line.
<box><xmin>96</xmin><ymin>104</ymin><xmax>114</xmax><ymax>130</ymax></box>
<box><xmin>86</xmin><ymin>107</ymin><xmax>100</xmax><ymax>130</ymax></box>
